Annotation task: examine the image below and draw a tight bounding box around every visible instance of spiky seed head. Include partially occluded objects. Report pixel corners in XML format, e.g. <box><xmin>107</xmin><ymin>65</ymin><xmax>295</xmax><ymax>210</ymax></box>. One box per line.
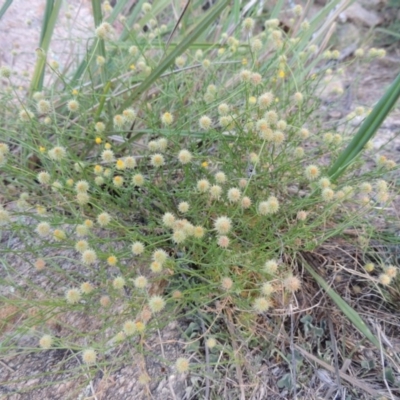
<box><xmin>199</xmin><ymin>115</ymin><xmax>212</xmax><ymax>130</ymax></box>
<box><xmin>97</xmin><ymin>212</ymin><xmax>111</xmax><ymax>227</ymax></box>
<box><xmin>379</xmin><ymin>273</ymin><xmax>391</xmax><ymax>286</ymax></box>
<box><xmin>132</xmin><ymin>173</ymin><xmax>145</xmax><ymax>186</ymax></box>
<box><xmin>132</xmin><ymin>241</ymin><xmax>145</xmax><ymax>255</ymax></box>
<box><xmin>123</xmin><ymin>320</ymin><xmax>136</xmax><ymax>336</ymax></box>
<box><xmin>385</xmin><ymin>265</ymin><xmax>397</xmax><ymax>278</ymax></box>
<box><xmin>134</xmin><ymin>276</ymin><xmax>148</xmax><ymax>289</ymax></box>
<box><xmin>39</xmin><ymin>334</ymin><xmax>53</xmax><ymax>349</ymax></box>
<box><xmin>67</xmin><ymin>100</ymin><xmax>79</xmax><ymax>112</ymax></box>
<box><xmin>178</xmin><ymin>201</ymin><xmax>189</xmax><ymax>213</ymax></box>
<box><xmin>113</xmin><ymin>276</ymin><xmax>125</xmax><ymax>290</ymax></box>
<box><xmin>227</xmin><ymin>188</ymin><xmax>241</xmax><ymax>203</ymax></box>
<box><xmin>82</xmin><ymin>249</ymin><xmax>97</xmax><ymax>265</ymax></box>
<box><xmin>178</xmin><ymin>149</ymin><xmax>193</xmax><ymax>164</ymax></box>
<box><xmin>264</xmin><ymin>259</ymin><xmax>278</xmax><ymax>274</ymax></box>
<box><xmin>81</xmin><ymin>282</ymin><xmax>94</xmax><ymax>294</ymax></box>
<box><xmin>176</xmin><ymin>357</ymin><xmax>190</xmax><ymax>373</ymax></box>
<box><xmin>284</xmin><ymin>276</ymin><xmax>302</xmax><ymax>292</ymax></box>
<box><xmin>217</xmin><ymin>235</ymin><xmax>230</xmax><ymax>248</ymax></box>
<box><xmin>197</xmin><ymin>179</ymin><xmax>210</xmax><ymax>193</ymax></box>
<box><xmin>214</xmin><ymin>171</ymin><xmax>227</xmax><ymax>184</ymax></box>
<box><xmin>162</xmin><ymin>212</ymin><xmax>175</xmax><ymax>228</ymax></box>
<box><xmin>148</xmin><ymin>295</ymin><xmax>166</xmax><ymax>313</ymax></box>
<box><xmin>150</xmin><ymin>153</ymin><xmax>165</xmax><ymax>167</ymax></box>
<box><xmin>305</xmin><ymin>165</ymin><xmax>320</xmax><ymax>181</ymax></box>
<box><xmin>253</xmin><ymin>297</ymin><xmax>271</xmax><ymax>313</ymax></box>
<box><xmin>66</xmin><ymin>288</ymin><xmax>81</xmax><ymax>304</ymax></box>
<box><xmin>221</xmin><ymin>277</ymin><xmax>233</xmax><ymax>290</ymax></box>
<box><xmin>193</xmin><ymin>226</ymin><xmax>205</xmax><ymax>238</ymax></box>
<box><xmin>75</xmin><ymin>240</ymin><xmax>89</xmax><ymax>253</ymax></box>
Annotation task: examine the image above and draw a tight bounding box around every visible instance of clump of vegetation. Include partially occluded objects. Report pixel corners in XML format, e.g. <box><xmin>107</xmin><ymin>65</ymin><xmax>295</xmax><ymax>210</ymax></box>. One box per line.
<box><xmin>0</xmin><ymin>0</ymin><xmax>399</xmax><ymax>397</ymax></box>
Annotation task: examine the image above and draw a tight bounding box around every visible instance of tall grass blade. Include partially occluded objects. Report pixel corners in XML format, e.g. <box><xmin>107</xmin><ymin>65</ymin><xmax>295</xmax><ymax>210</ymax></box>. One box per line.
<box><xmin>270</xmin><ymin>0</ymin><xmax>285</xmax><ymax>19</ymax></box>
<box><xmin>329</xmin><ymin>72</ymin><xmax>400</xmax><ymax>180</ymax></box>
<box><xmin>301</xmin><ymin>254</ymin><xmax>381</xmax><ymax>349</ymax></box>
<box><xmin>376</xmin><ymin>27</ymin><xmax>400</xmax><ymax>40</ymax></box>
<box><xmin>29</xmin><ymin>0</ymin><xmax>62</xmax><ymax>95</ymax></box>
<box><xmin>165</xmin><ymin>0</ymin><xmax>191</xmax><ymax>50</ymax></box>
<box><xmin>90</xmin><ymin>0</ymin><xmax>107</xmax><ymax>83</ymax></box>
<box><xmin>0</xmin><ymin>0</ymin><xmax>13</xmax><ymax>20</ymax></box>
<box><xmin>91</xmin><ymin>0</ymin><xmax>103</xmax><ymax>26</ymax></box>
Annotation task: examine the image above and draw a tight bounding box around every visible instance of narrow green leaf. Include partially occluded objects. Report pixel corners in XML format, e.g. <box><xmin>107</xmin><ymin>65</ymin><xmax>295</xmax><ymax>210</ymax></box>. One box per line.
<box><xmin>39</xmin><ymin>0</ymin><xmax>62</xmax><ymax>52</ymax></box>
<box><xmin>270</xmin><ymin>0</ymin><xmax>285</xmax><ymax>19</ymax></box>
<box><xmin>302</xmin><ymin>256</ymin><xmax>381</xmax><ymax>350</ymax></box>
<box><xmin>165</xmin><ymin>0</ymin><xmax>192</xmax><ymax>50</ymax></box>
<box><xmin>117</xmin><ymin>0</ymin><xmax>230</xmax><ymax>113</ymax></box>
<box><xmin>0</xmin><ymin>0</ymin><xmax>13</xmax><ymax>20</ymax></box>
<box><xmin>29</xmin><ymin>0</ymin><xmax>62</xmax><ymax>95</ymax></box>
<box><xmin>94</xmin><ymin>81</ymin><xmax>112</xmax><ymax>120</ymax></box>
<box><xmin>91</xmin><ymin>0</ymin><xmax>103</xmax><ymax>26</ymax></box>
<box><xmin>108</xmin><ymin>0</ymin><xmax>131</xmax><ymax>21</ymax></box>
<box><xmin>329</xmin><ymin>71</ymin><xmax>400</xmax><ymax>179</ymax></box>
<box><xmin>376</xmin><ymin>27</ymin><xmax>400</xmax><ymax>40</ymax></box>
<box><xmin>232</xmin><ymin>0</ymin><xmax>240</xmax><ymax>25</ymax></box>
<box><xmin>40</xmin><ymin>1</ymin><xmax>54</xmax><ymax>46</ymax></box>
<box><xmin>90</xmin><ymin>0</ymin><xmax>107</xmax><ymax>84</ymax></box>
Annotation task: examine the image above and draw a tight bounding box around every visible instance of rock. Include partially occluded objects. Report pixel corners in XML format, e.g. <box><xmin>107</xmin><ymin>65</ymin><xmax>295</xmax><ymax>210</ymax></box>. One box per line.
<box><xmin>340</xmin><ymin>3</ymin><xmax>383</xmax><ymax>27</ymax></box>
<box><xmin>336</xmin><ymin>22</ymin><xmax>363</xmax><ymax>50</ymax></box>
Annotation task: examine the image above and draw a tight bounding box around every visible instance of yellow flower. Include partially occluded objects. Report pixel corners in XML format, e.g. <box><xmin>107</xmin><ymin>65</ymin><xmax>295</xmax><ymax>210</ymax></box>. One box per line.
<box><xmin>161</xmin><ymin>112</ymin><xmax>174</xmax><ymax>126</ymax></box>
<box><xmin>242</xmin><ymin>58</ymin><xmax>248</xmax><ymax>65</ymax></box>
<box><xmin>95</xmin><ymin>137</ymin><xmax>102</xmax><ymax>144</ymax></box>
<box><xmin>130</xmin><ymin>64</ymin><xmax>136</xmax><ymax>70</ymax></box>
<box><xmin>72</xmin><ymin>89</ymin><xmax>79</xmax><ymax>96</ymax></box>
<box><xmin>248</xmin><ymin>96</ymin><xmax>257</xmax><ymax>105</ymax></box>
<box><xmin>105</xmin><ymin>143</ymin><xmax>112</xmax><ymax>150</ymax></box>
<box><xmin>39</xmin><ymin>146</ymin><xmax>46</xmax><ymax>153</ymax></box>
<box><xmin>201</xmin><ymin>161</ymin><xmax>209</xmax><ymax>168</ymax></box>
<box><xmin>116</xmin><ymin>159</ymin><xmax>126</xmax><ymax>170</ymax></box>
<box><xmin>278</xmin><ymin>70</ymin><xmax>285</xmax><ymax>78</ymax></box>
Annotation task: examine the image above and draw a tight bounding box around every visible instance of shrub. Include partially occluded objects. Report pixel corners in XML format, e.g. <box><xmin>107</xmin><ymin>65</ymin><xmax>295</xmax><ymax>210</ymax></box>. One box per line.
<box><xmin>0</xmin><ymin>0</ymin><xmax>398</xmax><ymax>396</ymax></box>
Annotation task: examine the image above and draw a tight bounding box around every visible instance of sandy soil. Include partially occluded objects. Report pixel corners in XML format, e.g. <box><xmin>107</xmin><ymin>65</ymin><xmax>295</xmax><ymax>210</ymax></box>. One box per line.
<box><xmin>0</xmin><ymin>0</ymin><xmax>93</xmax><ymax>86</ymax></box>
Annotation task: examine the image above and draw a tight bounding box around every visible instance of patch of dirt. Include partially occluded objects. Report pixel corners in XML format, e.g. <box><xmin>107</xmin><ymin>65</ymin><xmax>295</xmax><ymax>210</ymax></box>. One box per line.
<box><xmin>0</xmin><ymin>0</ymin><xmax>93</xmax><ymax>87</ymax></box>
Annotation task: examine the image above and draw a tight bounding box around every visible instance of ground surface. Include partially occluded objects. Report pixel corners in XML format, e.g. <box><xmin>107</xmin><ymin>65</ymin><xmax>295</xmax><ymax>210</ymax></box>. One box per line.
<box><xmin>1</xmin><ymin>1</ymin><xmax>400</xmax><ymax>399</ymax></box>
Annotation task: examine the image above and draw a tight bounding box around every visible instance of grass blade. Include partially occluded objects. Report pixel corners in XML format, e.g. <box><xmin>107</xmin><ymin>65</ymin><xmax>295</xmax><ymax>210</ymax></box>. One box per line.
<box><xmin>329</xmin><ymin>71</ymin><xmax>400</xmax><ymax>180</ymax></box>
<box><xmin>165</xmin><ymin>0</ymin><xmax>192</xmax><ymax>50</ymax></box>
<box><xmin>29</xmin><ymin>0</ymin><xmax>62</xmax><ymax>95</ymax></box>
<box><xmin>91</xmin><ymin>0</ymin><xmax>103</xmax><ymax>26</ymax></box>
<box><xmin>376</xmin><ymin>27</ymin><xmax>400</xmax><ymax>40</ymax></box>
<box><xmin>270</xmin><ymin>0</ymin><xmax>285</xmax><ymax>19</ymax></box>
<box><xmin>301</xmin><ymin>254</ymin><xmax>381</xmax><ymax>349</ymax></box>
<box><xmin>0</xmin><ymin>0</ymin><xmax>13</xmax><ymax>20</ymax></box>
